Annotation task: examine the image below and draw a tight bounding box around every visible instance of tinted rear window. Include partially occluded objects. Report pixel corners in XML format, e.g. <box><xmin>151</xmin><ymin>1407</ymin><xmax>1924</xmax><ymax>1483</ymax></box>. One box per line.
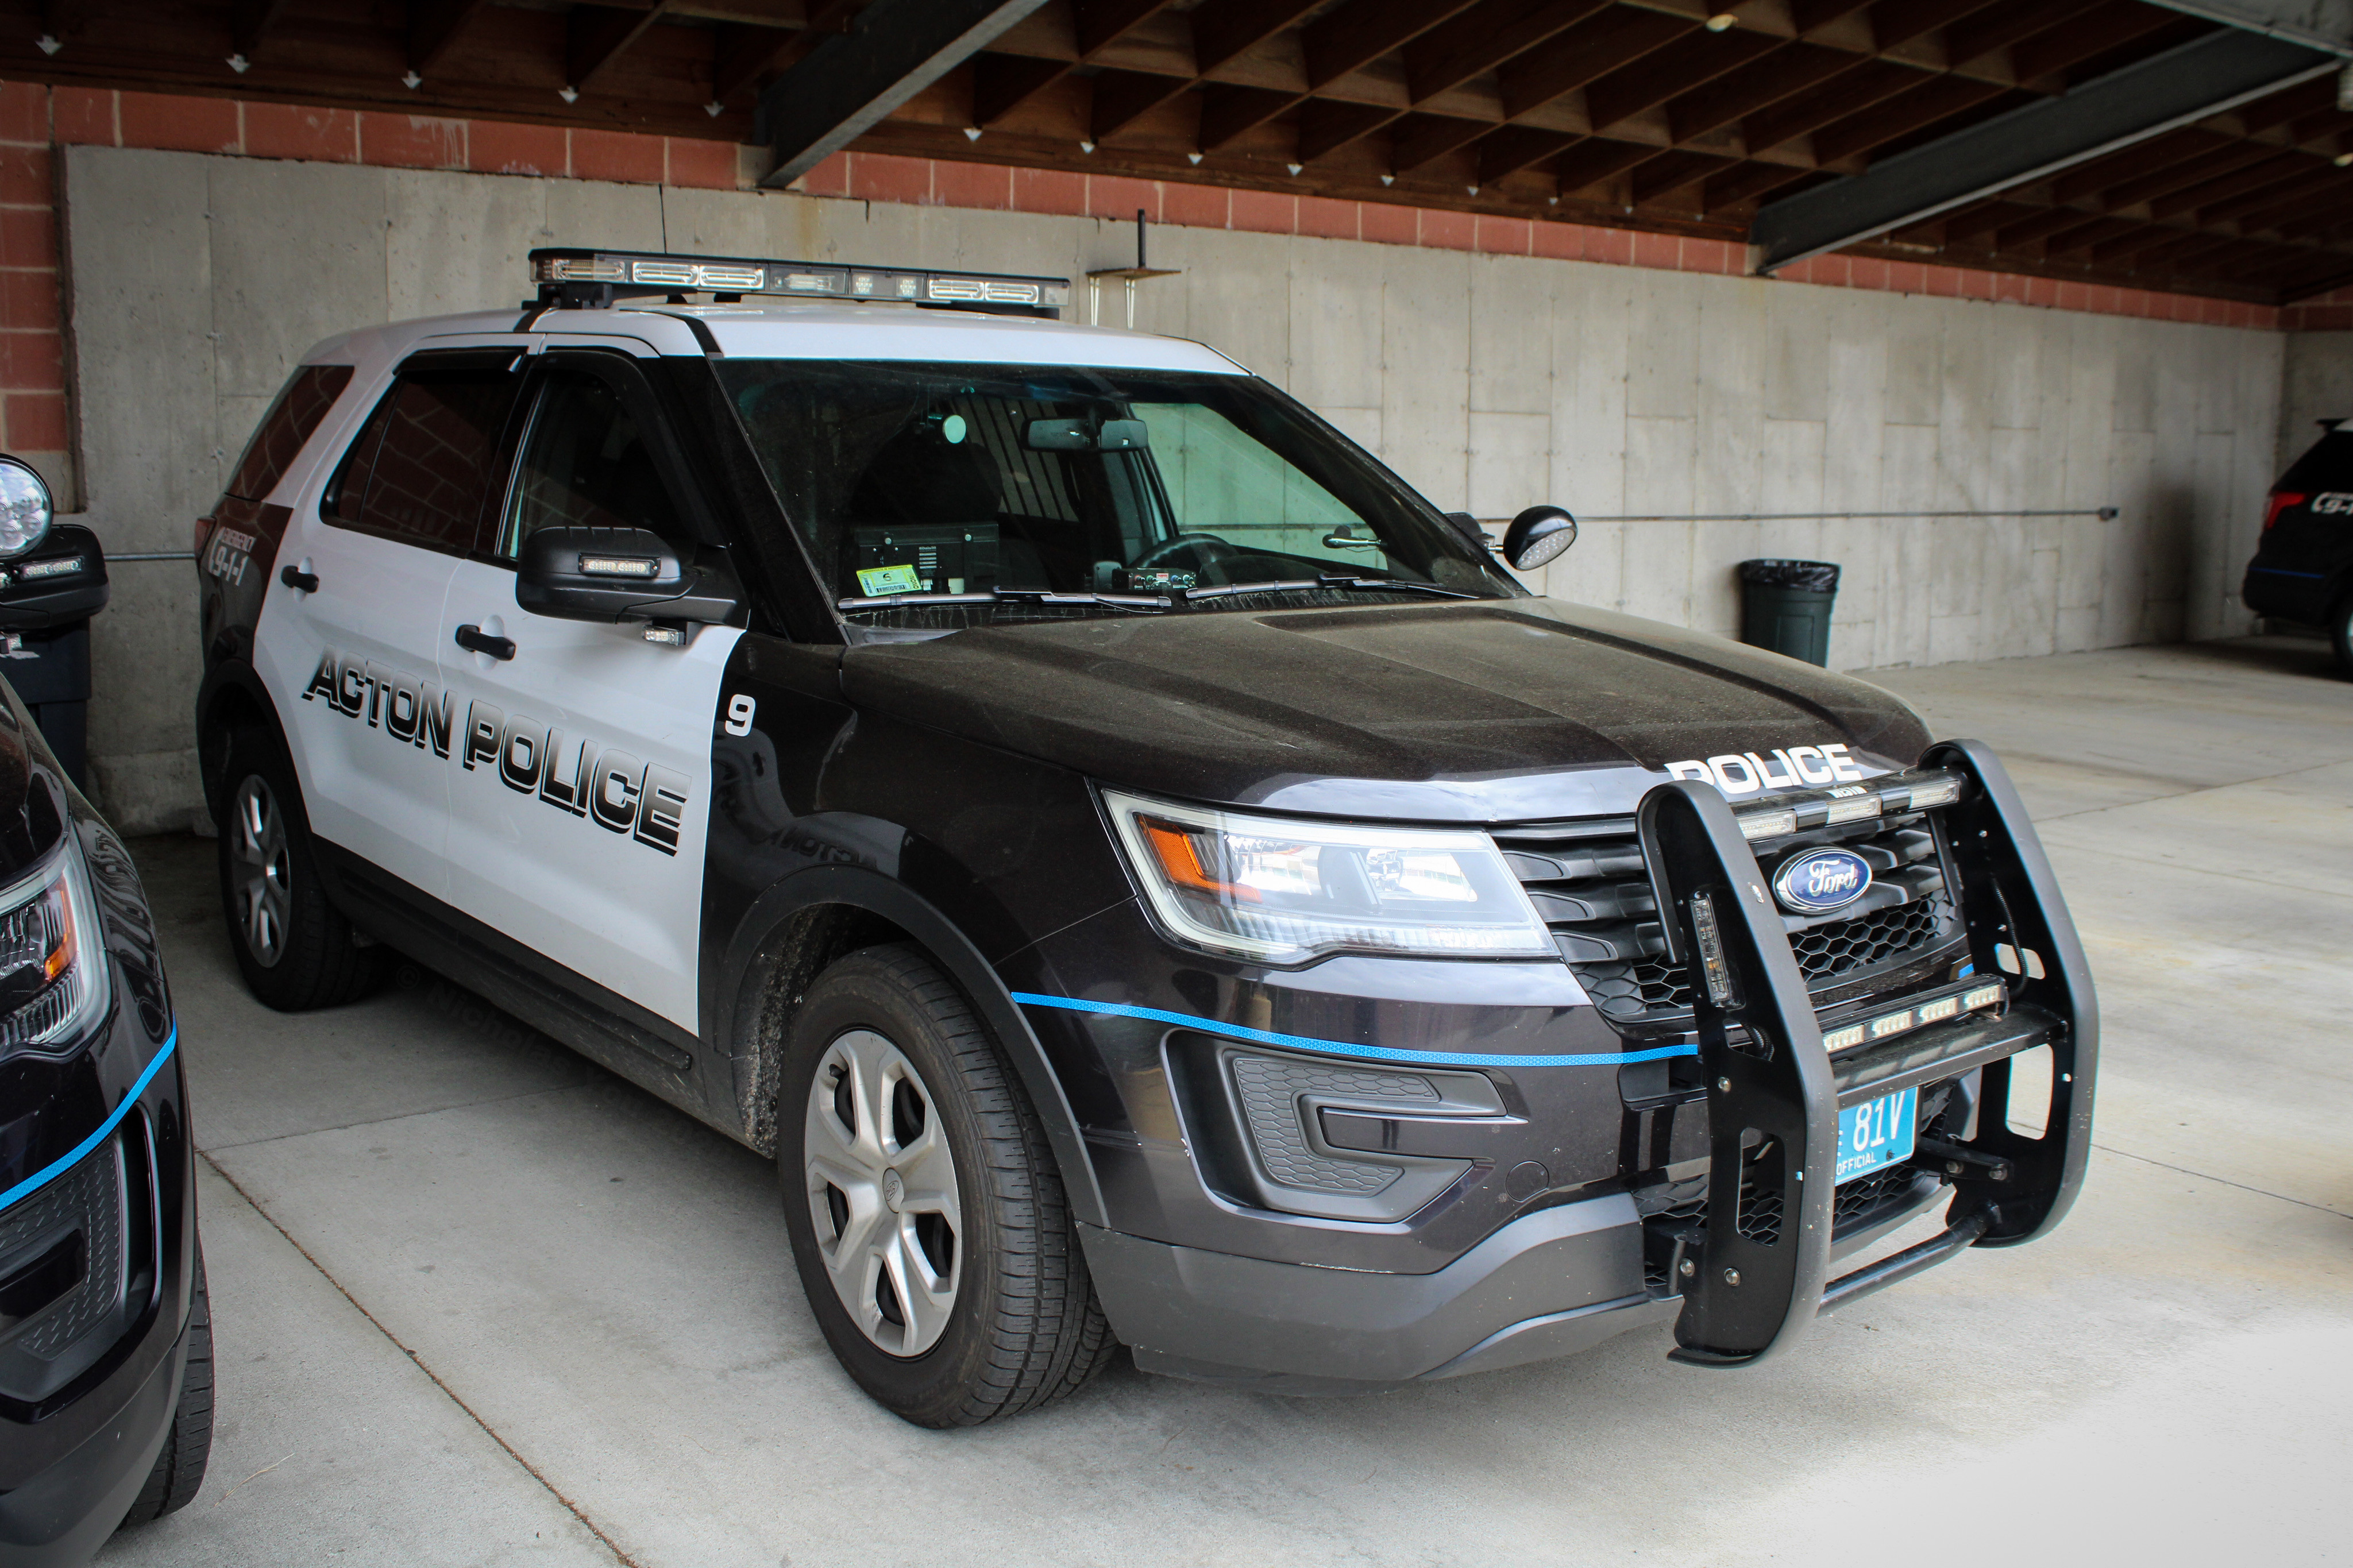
<box><xmin>226</xmin><ymin>364</ymin><xmax>353</xmax><ymax>502</ymax></box>
<box><xmin>2278</xmin><ymin>426</ymin><xmax>2353</xmax><ymax>492</ymax></box>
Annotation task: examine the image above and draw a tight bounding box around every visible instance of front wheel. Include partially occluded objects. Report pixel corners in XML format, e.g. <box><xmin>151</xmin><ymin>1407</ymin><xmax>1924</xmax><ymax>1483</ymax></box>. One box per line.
<box><xmin>779</xmin><ymin>944</ymin><xmax>1116</xmax><ymax>1427</ymax></box>
<box><xmin>118</xmin><ymin>1251</ymin><xmax>213</xmax><ymax>1529</ymax></box>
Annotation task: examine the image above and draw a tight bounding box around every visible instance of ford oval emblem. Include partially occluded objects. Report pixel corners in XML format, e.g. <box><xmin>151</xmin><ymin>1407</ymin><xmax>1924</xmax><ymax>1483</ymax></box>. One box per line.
<box><xmin>1772</xmin><ymin>847</ymin><xmax>1872</xmax><ymax>915</ymax></box>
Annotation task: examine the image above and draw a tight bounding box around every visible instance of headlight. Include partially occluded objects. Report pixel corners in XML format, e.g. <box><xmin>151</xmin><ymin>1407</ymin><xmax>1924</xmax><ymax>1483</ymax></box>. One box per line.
<box><xmin>1102</xmin><ymin>790</ymin><xmax>1555</xmax><ymax>964</ymax></box>
<box><xmin>0</xmin><ymin>837</ymin><xmax>110</xmax><ymax>1055</ymax></box>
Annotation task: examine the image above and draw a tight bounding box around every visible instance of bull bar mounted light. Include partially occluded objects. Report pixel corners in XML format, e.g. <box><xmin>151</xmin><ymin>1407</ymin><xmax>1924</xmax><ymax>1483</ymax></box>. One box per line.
<box><xmin>529</xmin><ymin>247</ymin><xmax>1070</xmax><ymax>319</ymax></box>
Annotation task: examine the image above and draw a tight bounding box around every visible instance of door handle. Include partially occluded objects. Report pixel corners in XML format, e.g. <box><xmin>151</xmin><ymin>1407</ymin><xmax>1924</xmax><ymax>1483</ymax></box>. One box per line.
<box><xmin>279</xmin><ymin>565</ymin><xmax>318</xmax><ymax>592</ymax></box>
<box><xmin>454</xmin><ymin>623</ymin><xmax>515</xmax><ymax>661</ymax></box>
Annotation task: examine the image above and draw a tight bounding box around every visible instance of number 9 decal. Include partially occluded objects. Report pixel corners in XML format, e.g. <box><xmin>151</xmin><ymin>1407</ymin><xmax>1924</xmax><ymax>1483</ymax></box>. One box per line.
<box><xmin>724</xmin><ymin>693</ymin><xmax>756</xmax><ymax>736</ymax></box>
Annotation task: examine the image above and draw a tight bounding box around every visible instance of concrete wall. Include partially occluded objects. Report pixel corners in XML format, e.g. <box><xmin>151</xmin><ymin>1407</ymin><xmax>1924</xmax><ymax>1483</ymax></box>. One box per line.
<box><xmin>2278</xmin><ymin>331</ymin><xmax>2353</xmax><ymax>471</ymax></box>
<box><xmin>63</xmin><ymin>144</ymin><xmax>2285</xmax><ymax>830</ymax></box>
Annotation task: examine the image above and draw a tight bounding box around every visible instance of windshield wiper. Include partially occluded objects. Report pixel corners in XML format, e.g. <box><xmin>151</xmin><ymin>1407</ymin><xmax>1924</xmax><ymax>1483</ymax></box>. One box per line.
<box><xmin>836</xmin><ymin>588</ymin><xmax>1172</xmax><ymax>612</ymax></box>
<box><xmin>1179</xmin><ymin>575</ymin><xmax>1480</xmax><ymax>604</ymax></box>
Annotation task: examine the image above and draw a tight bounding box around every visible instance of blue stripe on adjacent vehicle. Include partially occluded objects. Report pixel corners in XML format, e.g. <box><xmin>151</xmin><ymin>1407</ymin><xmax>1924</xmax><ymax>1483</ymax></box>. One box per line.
<box><xmin>0</xmin><ymin>1025</ymin><xmax>178</xmax><ymax>1214</ymax></box>
<box><xmin>2247</xmin><ymin>566</ymin><xmax>2326</xmax><ymax>578</ymax></box>
<box><xmin>1009</xmin><ymin>992</ymin><xmax>1697</xmax><ymax>1068</ymax></box>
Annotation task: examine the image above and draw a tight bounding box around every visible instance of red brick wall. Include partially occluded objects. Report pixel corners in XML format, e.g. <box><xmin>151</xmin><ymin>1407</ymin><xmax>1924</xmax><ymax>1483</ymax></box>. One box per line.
<box><xmin>2282</xmin><ymin>286</ymin><xmax>2353</xmax><ymax>331</ymax></box>
<box><xmin>0</xmin><ymin>77</ymin><xmax>2294</xmax><ymax>505</ymax></box>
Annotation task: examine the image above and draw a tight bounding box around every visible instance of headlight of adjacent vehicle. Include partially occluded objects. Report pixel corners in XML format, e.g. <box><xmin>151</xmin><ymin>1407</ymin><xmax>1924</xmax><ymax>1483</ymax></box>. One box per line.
<box><xmin>1102</xmin><ymin>790</ymin><xmax>1555</xmax><ymax>965</ymax></box>
<box><xmin>0</xmin><ymin>837</ymin><xmax>110</xmax><ymax>1055</ymax></box>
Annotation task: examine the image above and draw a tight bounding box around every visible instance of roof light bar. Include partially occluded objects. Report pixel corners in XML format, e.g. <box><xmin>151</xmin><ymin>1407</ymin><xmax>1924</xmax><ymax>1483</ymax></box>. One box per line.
<box><xmin>529</xmin><ymin>247</ymin><xmax>1069</xmax><ymax>318</ymax></box>
<box><xmin>1731</xmin><ymin>766</ymin><xmax>1969</xmax><ymax>843</ymax></box>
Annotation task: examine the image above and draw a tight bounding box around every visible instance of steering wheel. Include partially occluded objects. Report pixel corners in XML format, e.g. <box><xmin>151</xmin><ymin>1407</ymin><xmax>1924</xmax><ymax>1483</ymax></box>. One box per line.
<box><xmin>1131</xmin><ymin>532</ymin><xmax>1237</xmax><ymax>577</ymax></box>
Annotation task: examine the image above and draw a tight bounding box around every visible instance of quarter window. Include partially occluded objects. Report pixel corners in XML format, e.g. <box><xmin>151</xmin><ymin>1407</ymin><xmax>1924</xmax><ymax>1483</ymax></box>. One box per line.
<box><xmin>226</xmin><ymin>364</ymin><xmax>352</xmax><ymax>503</ymax></box>
<box><xmin>500</xmin><ymin>373</ymin><xmax>684</xmax><ymax>558</ymax></box>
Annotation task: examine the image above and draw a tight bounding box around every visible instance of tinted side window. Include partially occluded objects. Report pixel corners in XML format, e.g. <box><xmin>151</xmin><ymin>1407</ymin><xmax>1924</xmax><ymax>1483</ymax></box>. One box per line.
<box><xmin>500</xmin><ymin>373</ymin><xmax>684</xmax><ymax>557</ymax></box>
<box><xmin>227</xmin><ymin>364</ymin><xmax>353</xmax><ymax>502</ymax></box>
<box><xmin>327</xmin><ymin>369</ymin><xmax>520</xmax><ymax>553</ymax></box>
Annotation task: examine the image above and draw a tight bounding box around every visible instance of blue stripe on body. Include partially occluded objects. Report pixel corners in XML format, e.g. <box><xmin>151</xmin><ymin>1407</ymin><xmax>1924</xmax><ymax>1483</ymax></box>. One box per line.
<box><xmin>1009</xmin><ymin>992</ymin><xmax>1696</xmax><ymax>1068</ymax></box>
<box><xmin>0</xmin><ymin>1026</ymin><xmax>179</xmax><ymax>1214</ymax></box>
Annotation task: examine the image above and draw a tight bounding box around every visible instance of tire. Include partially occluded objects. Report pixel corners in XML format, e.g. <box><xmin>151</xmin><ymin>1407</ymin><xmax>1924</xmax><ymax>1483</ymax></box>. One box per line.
<box><xmin>217</xmin><ymin>724</ymin><xmax>385</xmax><ymax>1011</ymax></box>
<box><xmin>2331</xmin><ymin>597</ymin><xmax>2353</xmax><ymax>678</ymax></box>
<box><xmin>118</xmin><ymin>1251</ymin><xmax>214</xmax><ymax>1529</ymax></box>
<box><xmin>779</xmin><ymin>944</ymin><xmax>1117</xmax><ymax>1427</ymax></box>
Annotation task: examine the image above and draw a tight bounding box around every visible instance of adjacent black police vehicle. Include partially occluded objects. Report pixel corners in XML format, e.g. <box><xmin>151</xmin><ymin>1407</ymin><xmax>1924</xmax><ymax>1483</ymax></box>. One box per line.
<box><xmin>2245</xmin><ymin>418</ymin><xmax>2353</xmax><ymax>673</ymax></box>
<box><xmin>194</xmin><ymin>248</ymin><xmax>2096</xmax><ymax>1427</ymax></box>
<box><xmin>0</xmin><ymin>459</ymin><xmax>208</xmax><ymax>1559</ymax></box>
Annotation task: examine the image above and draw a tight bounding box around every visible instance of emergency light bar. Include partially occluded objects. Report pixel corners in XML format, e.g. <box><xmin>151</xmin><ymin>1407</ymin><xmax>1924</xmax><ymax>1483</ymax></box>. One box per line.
<box><xmin>529</xmin><ymin>248</ymin><xmax>1069</xmax><ymax>318</ymax></box>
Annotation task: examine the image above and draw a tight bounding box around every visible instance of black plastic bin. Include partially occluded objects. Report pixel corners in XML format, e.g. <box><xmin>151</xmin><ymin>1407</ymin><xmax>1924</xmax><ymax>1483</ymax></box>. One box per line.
<box><xmin>1737</xmin><ymin>559</ymin><xmax>1840</xmax><ymax>667</ymax></box>
<box><xmin>3</xmin><ymin>619</ymin><xmax>91</xmax><ymax>789</ymax></box>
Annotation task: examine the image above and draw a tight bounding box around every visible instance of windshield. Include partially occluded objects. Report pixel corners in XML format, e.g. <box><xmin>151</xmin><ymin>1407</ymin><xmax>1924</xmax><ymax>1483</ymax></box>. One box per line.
<box><xmin>715</xmin><ymin>360</ymin><xmax>1519</xmax><ymax>624</ymax></box>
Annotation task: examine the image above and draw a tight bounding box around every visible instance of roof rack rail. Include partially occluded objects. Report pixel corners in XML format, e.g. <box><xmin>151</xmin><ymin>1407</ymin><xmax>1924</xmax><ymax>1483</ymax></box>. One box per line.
<box><xmin>528</xmin><ymin>247</ymin><xmax>1070</xmax><ymax>319</ymax></box>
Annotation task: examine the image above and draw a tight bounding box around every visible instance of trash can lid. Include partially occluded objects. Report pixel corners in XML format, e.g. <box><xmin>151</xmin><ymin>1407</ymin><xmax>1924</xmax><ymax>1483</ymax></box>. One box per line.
<box><xmin>1737</xmin><ymin>558</ymin><xmax>1839</xmax><ymax>591</ymax></box>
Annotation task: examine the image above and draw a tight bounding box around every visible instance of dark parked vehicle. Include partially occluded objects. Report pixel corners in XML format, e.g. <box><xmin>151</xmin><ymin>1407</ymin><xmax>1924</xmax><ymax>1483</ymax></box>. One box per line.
<box><xmin>0</xmin><ymin>455</ymin><xmax>206</xmax><ymax>1562</ymax></box>
<box><xmin>192</xmin><ymin>248</ymin><xmax>2094</xmax><ymax>1427</ymax></box>
<box><xmin>2244</xmin><ymin>419</ymin><xmax>2353</xmax><ymax>673</ymax></box>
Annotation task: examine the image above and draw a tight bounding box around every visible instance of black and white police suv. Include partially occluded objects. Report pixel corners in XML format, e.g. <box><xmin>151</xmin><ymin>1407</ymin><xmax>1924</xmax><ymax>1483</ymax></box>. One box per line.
<box><xmin>192</xmin><ymin>248</ymin><xmax>2096</xmax><ymax>1426</ymax></box>
<box><xmin>2245</xmin><ymin>418</ymin><xmax>2353</xmax><ymax>673</ymax></box>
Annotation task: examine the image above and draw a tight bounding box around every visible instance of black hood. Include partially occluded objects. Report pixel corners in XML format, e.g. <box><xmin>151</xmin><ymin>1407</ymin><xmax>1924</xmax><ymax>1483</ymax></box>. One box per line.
<box><xmin>842</xmin><ymin>598</ymin><xmax>1931</xmax><ymax>822</ymax></box>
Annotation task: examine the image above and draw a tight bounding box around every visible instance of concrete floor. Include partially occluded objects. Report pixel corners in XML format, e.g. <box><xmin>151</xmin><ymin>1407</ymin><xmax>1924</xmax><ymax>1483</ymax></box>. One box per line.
<box><xmin>94</xmin><ymin>637</ymin><xmax>2351</xmax><ymax>1568</ymax></box>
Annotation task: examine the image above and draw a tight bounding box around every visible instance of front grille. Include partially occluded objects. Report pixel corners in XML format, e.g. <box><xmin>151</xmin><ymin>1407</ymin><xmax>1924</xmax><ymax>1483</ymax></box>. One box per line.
<box><xmin>1499</xmin><ymin>809</ymin><xmax>1962</xmax><ymax>1024</ymax></box>
<box><xmin>0</xmin><ymin>1137</ymin><xmax>126</xmax><ymax>1361</ymax></box>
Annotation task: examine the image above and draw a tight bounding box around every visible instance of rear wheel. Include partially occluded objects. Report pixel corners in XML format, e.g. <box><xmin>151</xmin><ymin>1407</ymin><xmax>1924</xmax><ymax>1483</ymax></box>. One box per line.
<box><xmin>779</xmin><ymin>944</ymin><xmax>1116</xmax><ymax>1427</ymax></box>
<box><xmin>217</xmin><ymin>725</ymin><xmax>384</xmax><ymax>1010</ymax></box>
<box><xmin>118</xmin><ymin>1251</ymin><xmax>213</xmax><ymax>1529</ymax></box>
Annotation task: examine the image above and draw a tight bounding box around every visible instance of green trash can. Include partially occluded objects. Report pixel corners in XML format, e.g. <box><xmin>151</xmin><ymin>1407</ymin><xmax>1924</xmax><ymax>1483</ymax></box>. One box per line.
<box><xmin>1737</xmin><ymin>558</ymin><xmax>1839</xmax><ymax>666</ymax></box>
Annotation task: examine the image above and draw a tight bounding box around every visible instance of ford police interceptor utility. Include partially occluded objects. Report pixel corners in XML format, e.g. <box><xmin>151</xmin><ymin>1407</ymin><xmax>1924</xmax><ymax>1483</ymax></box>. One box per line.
<box><xmin>191</xmin><ymin>248</ymin><xmax>2096</xmax><ymax>1426</ymax></box>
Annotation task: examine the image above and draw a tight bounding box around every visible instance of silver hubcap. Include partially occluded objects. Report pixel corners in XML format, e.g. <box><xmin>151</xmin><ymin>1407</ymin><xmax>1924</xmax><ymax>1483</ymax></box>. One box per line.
<box><xmin>230</xmin><ymin>775</ymin><xmax>291</xmax><ymax>968</ymax></box>
<box><xmin>804</xmin><ymin>1029</ymin><xmax>963</xmax><ymax>1357</ymax></box>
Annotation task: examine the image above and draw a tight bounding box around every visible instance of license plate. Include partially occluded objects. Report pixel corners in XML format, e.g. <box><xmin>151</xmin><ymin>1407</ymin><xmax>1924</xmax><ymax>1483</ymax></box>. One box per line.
<box><xmin>1837</xmin><ymin>1085</ymin><xmax>1917</xmax><ymax>1183</ymax></box>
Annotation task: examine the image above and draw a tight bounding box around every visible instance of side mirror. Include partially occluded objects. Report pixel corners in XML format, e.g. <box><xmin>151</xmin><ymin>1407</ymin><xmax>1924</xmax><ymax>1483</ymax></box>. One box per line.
<box><xmin>1501</xmin><ymin>505</ymin><xmax>1577</xmax><ymax>571</ymax></box>
<box><xmin>515</xmin><ymin>526</ymin><xmax>742</xmax><ymax>627</ymax></box>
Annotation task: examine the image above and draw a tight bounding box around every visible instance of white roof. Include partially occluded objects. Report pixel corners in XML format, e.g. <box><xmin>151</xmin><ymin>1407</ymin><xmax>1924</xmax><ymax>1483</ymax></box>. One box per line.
<box><xmin>306</xmin><ymin>302</ymin><xmax>1245</xmax><ymax>377</ymax></box>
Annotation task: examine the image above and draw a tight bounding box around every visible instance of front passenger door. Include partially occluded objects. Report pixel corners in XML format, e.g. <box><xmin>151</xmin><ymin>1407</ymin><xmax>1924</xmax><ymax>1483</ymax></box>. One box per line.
<box><xmin>440</xmin><ymin>354</ymin><xmax>740</xmax><ymax>1036</ymax></box>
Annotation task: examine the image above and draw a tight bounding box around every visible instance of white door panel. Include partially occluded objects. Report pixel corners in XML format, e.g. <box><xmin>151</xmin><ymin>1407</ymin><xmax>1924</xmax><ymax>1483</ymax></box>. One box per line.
<box><xmin>439</xmin><ymin>558</ymin><xmax>733</xmax><ymax>1031</ymax></box>
<box><xmin>257</xmin><ymin>521</ymin><xmax>456</xmax><ymax>899</ymax></box>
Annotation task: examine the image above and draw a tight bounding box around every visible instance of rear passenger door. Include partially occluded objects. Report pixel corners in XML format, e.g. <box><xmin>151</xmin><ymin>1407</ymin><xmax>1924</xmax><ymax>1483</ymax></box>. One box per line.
<box><xmin>439</xmin><ymin>350</ymin><xmax>738</xmax><ymax>1035</ymax></box>
<box><xmin>260</xmin><ymin>346</ymin><xmax>526</xmax><ymax>900</ymax></box>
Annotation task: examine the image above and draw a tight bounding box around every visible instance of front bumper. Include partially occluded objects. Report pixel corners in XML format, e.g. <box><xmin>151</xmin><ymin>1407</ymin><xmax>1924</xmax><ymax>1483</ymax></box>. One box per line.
<box><xmin>1055</xmin><ymin>741</ymin><xmax>2094</xmax><ymax>1387</ymax></box>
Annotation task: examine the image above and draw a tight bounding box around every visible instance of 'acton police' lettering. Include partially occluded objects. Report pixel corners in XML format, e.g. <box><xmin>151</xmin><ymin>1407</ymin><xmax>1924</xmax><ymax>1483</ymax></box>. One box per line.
<box><xmin>300</xmin><ymin>645</ymin><xmax>689</xmax><ymax>856</ymax></box>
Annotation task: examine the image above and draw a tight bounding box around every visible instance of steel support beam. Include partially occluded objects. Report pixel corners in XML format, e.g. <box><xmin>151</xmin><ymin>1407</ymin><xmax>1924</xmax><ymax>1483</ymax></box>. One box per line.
<box><xmin>755</xmin><ymin>0</ymin><xmax>1049</xmax><ymax>188</ymax></box>
<box><xmin>1749</xmin><ymin>29</ymin><xmax>2336</xmax><ymax>273</ymax></box>
<box><xmin>2142</xmin><ymin>1</ymin><xmax>2353</xmax><ymax>56</ymax></box>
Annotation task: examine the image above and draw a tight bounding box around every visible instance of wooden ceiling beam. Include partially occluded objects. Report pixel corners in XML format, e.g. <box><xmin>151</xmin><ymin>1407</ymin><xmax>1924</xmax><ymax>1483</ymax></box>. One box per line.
<box><xmin>1810</xmin><ymin>73</ymin><xmax>2006</xmax><ymax>164</ymax></box>
<box><xmin>1187</xmin><ymin>0</ymin><xmax>1320</xmax><ymax>75</ymax></box>
<box><xmin>1585</xmin><ymin>28</ymin><xmax>1781</xmax><ymax>133</ymax></box>
<box><xmin>1630</xmin><ymin>148</ymin><xmax>1738</xmax><ymax>206</ymax></box>
<box><xmin>1497</xmin><ymin>7</ymin><xmax>1692</xmax><ymax>121</ymax></box>
<box><xmin>970</xmin><ymin>0</ymin><xmax>1179</xmax><ymax>127</ymax></box>
<box><xmin>569</xmin><ymin>2</ymin><xmax>675</xmax><ymax>94</ymax></box>
<box><xmin>229</xmin><ymin>0</ymin><xmax>292</xmax><ymax>65</ymax></box>
<box><xmin>2009</xmin><ymin>1</ymin><xmax>2197</xmax><ymax>84</ymax></box>
<box><xmin>1667</xmin><ymin>42</ymin><xmax>1860</xmax><ymax>143</ymax></box>
<box><xmin>1300</xmin><ymin>0</ymin><xmax>1479</xmax><ymax>91</ymax></box>
<box><xmin>408</xmin><ymin>0</ymin><xmax>499</xmax><ymax>76</ymax></box>
<box><xmin>1546</xmin><ymin>135</ymin><xmax>1661</xmax><ymax>196</ymax></box>
<box><xmin>1742</xmin><ymin>58</ymin><xmax>1920</xmax><ymax>153</ymax></box>
<box><xmin>1700</xmin><ymin>159</ymin><xmax>1818</xmax><ymax>214</ymax></box>
<box><xmin>1474</xmin><ymin>123</ymin><xmax>1584</xmax><ymax>184</ymax></box>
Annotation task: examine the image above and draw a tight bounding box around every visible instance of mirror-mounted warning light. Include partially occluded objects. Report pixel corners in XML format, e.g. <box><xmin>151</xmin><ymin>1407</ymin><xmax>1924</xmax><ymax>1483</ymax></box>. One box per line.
<box><xmin>530</xmin><ymin>248</ymin><xmax>1071</xmax><ymax>318</ymax></box>
<box><xmin>1502</xmin><ymin>505</ymin><xmax>1577</xmax><ymax>571</ymax></box>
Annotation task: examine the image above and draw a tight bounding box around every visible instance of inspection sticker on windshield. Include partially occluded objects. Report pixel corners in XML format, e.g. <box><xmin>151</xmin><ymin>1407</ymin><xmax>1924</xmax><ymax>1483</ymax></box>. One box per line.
<box><xmin>1837</xmin><ymin>1085</ymin><xmax>1916</xmax><ymax>1183</ymax></box>
<box><xmin>857</xmin><ymin>563</ymin><xmax>923</xmax><ymax>596</ymax></box>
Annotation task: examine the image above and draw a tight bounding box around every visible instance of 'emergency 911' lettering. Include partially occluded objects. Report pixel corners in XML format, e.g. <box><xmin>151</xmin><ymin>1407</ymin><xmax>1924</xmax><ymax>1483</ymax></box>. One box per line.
<box><xmin>300</xmin><ymin>645</ymin><xmax>688</xmax><ymax>856</ymax></box>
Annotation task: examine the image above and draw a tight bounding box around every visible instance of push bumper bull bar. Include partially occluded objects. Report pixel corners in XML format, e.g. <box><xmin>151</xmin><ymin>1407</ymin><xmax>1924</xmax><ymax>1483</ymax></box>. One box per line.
<box><xmin>1636</xmin><ymin>737</ymin><xmax>2097</xmax><ymax>1368</ymax></box>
